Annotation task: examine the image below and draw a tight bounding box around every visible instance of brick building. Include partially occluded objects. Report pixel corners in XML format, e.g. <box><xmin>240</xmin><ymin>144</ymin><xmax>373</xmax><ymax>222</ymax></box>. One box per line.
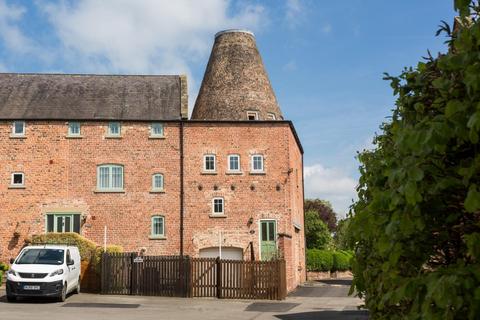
<box><xmin>0</xmin><ymin>30</ymin><xmax>305</xmax><ymax>291</ymax></box>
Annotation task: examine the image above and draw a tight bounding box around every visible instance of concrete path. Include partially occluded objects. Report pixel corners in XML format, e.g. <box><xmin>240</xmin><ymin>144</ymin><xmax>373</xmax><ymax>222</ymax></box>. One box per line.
<box><xmin>0</xmin><ymin>279</ymin><xmax>367</xmax><ymax>320</ymax></box>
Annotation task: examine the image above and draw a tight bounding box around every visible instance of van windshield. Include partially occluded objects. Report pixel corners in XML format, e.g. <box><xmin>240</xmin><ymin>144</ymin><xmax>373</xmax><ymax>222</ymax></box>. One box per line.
<box><xmin>16</xmin><ymin>249</ymin><xmax>65</xmax><ymax>265</ymax></box>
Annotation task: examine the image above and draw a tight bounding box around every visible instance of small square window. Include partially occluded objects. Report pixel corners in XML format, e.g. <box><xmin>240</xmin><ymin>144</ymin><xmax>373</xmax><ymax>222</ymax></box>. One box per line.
<box><xmin>247</xmin><ymin>111</ymin><xmax>259</xmax><ymax>121</ymax></box>
<box><xmin>251</xmin><ymin>155</ymin><xmax>264</xmax><ymax>172</ymax></box>
<box><xmin>151</xmin><ymin>216</ymin><xmax>165</xmax><ymax>237</ymax></box>
<box><xmin>212</xmin><ymin>198</ymin><xmax>224</xmax><ymax>215</ymax></box>
<box><xmin>228</xmin><ymin>155</ymin><xmax>240</xmax><ymax>172</ymax></box>
<box><xmin>150</xmin><ymin>123</ymin><xmax>164</xmax><ymax>137</ymax></box>
<box><xmin>11</xmin><ymin>173</ymin><xmax>24</xmax><ymax>186</ymax></box>
<box><xmin>107</xmin><ymin>122</ymin><xmax>121</xmax><ymax>136</ymax></box>
<box><xmin>12</xmin><ymin>121</ymin><xmax>25</xmax><ymax>136</ymax></box>
<box><xmin>68</xmin><ymin>122</ymin><xmax>81</xmax><ymax>136</ymax></box>
<box><xmin>204</xmin><ymin>155</ymin><xmax>216</xmax><ymax>172</ymax></box>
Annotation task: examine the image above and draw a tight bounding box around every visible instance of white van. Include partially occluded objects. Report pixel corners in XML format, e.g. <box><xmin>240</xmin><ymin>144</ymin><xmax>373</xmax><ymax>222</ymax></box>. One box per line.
<box><xmin>6</xmin><ymin>245</ymin><xmax>81</xmax><ymax>302</ymax></box>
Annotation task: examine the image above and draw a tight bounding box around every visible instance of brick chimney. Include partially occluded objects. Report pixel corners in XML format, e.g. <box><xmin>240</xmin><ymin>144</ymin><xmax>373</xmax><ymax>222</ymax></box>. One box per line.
<box><xmin>191</xmin><ymin>29</ymin><xmax>283</xmax><ymax>121</ymax></box>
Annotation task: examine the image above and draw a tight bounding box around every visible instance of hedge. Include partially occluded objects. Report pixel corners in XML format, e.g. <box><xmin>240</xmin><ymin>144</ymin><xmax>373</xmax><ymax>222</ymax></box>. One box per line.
<box><xmin>307</xmin><ymin>249</ymin><xmax>353</xmax><ymax>272</ymax></box>
<box><xmin>307</xmin><ymin>249</ymin><xmax>334</xmax><ymax>272</ymax></box>
<box><xmin>28</xmin><ymin>233</ymin><xmax>123</xmax><ymax>274</ymax></box>
<box><xmin>0</xmin><ymin>270</ymin><xmax>3</xmax><ymax>284</ymax></box>
<box><xmin>332</xmin><ymin>250</ymin><xmax>352</xmax><ymax>272</ymax></box>
<box><xmin>0</xmin><ymin>262</ymin><xmax>8</xmax><ymax>272</ymax></box>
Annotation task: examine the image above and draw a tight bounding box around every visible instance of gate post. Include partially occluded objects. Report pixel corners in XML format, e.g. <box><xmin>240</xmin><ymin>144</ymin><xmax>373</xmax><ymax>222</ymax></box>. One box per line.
<box><xmin>216</xmin><ymin>257</ymin><xmax>222</xmax><ymax>299</ymax></box>
<box><xmin>101</xmin><ymin>252</ymin><xmax>106</xmax><ymax>294</ymax></box>
<box><xmin>130</xmin><ymin>253</ymin><xmax>135</xmax><ymax>295</ymax></box>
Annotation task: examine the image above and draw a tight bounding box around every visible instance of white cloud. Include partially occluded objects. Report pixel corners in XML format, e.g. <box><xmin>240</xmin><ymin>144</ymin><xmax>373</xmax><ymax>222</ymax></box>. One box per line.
<box><xmin>0</xmin><ymin>0</ymin><xmax>34</xmax><ymax>54</ymax></box>
<box><xmin>304</xmin><ymin>163</ymin><xmax>357</xmax><ymax>218</ymax></box>
<box><xmin>40</xmin><ymin>0</ymin><xmax>265</xmax><ymax>113</ymax></box>
<box><xmin>285</xmin><ymin>0</ymin><xmax>303</xmax><ymax>28</ymax></box>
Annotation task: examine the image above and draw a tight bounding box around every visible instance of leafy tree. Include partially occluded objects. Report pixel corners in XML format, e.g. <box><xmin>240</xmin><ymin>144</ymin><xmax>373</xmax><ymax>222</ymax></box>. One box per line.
<box><xmin>349</xmin><ymin>2</ymin><xmax>480</xmax><ymax>319</ymax></box>
<box><xmin>334</xmin><ymin>218</ymin><xmax>353</xmax><ymax>250</ymax></box>
<box><xmin>305</xmin><ymin>210</ymin><xmax>332</xmax><ymax>249</ymax></box>
<box><xmin>305</xmin><ymin>199</ymin><xmax>337</xmax><ymax>231</ymax></box>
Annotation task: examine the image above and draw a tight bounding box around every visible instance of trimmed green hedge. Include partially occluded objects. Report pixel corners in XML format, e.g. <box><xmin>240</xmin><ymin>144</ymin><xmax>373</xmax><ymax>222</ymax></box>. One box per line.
<box><xmin>307</xmin><ymin>249</ymin><xmax>333</xmax><ymax>272</ymax></box>
<box><xmin>0</xmin><ymin>262</ymin><xmax>8</xmax><ymax>272</ymax></box>
<box><xmin>29</xmin><ymin>233</ymin><xmax>123</xmax><ymax>274</ymax></box>
<box><xmin>0</xmin><ymin>270</ymin><xmax>3</xmax><ymax>284</ymax></box>
<box><xmin>307</xmin><ymin>249</ymin><xmax>353</xmax><ymax>272</ymax></box>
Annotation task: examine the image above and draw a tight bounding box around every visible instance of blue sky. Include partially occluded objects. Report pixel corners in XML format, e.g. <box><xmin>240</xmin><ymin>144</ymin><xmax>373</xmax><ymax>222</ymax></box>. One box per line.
<box><xmin>0</xmin><ymin>0</ymin><xmax>457</xmax><ymax>217</ymax></box>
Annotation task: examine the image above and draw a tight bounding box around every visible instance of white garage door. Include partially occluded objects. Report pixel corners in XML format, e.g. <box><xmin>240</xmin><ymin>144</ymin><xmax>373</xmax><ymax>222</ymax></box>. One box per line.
<box><xmin>199</xmin><ymin>247</ymin><xmax>243</xmax><ymax>260</ymax></box>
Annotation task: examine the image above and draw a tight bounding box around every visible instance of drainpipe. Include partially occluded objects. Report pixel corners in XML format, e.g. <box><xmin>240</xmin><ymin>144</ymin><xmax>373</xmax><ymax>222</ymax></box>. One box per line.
<box><xmin>301</xmin><ymin>153</ymin><xmax>306</xmax><ymax>282</ymax></box>
<box><xmin>180</xmin><ymin>120</ymin><xmax>185</xmax><ymax>257</ymax></box>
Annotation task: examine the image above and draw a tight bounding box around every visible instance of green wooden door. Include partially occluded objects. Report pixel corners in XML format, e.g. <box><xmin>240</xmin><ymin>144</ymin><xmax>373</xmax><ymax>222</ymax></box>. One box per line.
<box><xmin>260</xmin><ymin>220</ymin><xmax>277</xmax><ymax>261</ymax></box>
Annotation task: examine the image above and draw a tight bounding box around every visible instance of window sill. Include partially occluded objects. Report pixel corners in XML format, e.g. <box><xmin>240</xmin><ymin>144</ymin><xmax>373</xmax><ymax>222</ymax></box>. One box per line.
<box><xmin>149</xmin><ymin>136</ymin><xmax>165</xmax><ymax>139</ymax></box>
<box><xmin>150</xmin><ymin>190</ymin><xmax>165</xmax><ymax>194</ymax></box>
<box><xmin>149</xmin><ymin>236</ymin><xmax>167</xmax><ymax>240</ymax></box>
<box><xmin>105</xmin><ymin>135</ymin><xmax>122</xmax><ymax>139</ymax></box>
<box><xmin>8</xmin><ymin>185</ymin><xmax>25</xmax><ymax>189</ymax></box>
<box><xmin>202</xmin><ymin>171</ymin><xmax>218</xmax><ymax>175</ymax></box>
<box><xmin>94</xmin><ymin>189</ymin><xmax>126</xmax><ymax>193</ymax></box>
<box><xmin>9</xmin><ymin>135</ymin><xmax>26</xmax><ymax>139</ymax></box>
<box><xmin>66</xmin><ymin>135</ymin><xmax>83</xmax><ymax>139</ymax></box>
<box><xmin>209</xmin><ymin>214</ymin><xmax>227</xmax><ymax>218</ymax></box>
<box><xmin>226</xmin><ymin>171</ymin><xmax>243</xmax><ymax>175</ymax></box>
<box><xmin>249</xmin><ymin>171</ymin><xmax>266</xmax><ymax>175</ymax></box>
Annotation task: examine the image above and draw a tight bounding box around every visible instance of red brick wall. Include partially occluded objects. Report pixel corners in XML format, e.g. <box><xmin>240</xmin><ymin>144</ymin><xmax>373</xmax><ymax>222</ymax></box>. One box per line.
<box><xmin>0</xmin><ymin>121</ymin><xmax>182</xmax><ymax>259</ymax></box>
<box><xmin>0</xmin><ymin>120</ymin><xmax>305</xmax><ymax>291</ymax></box>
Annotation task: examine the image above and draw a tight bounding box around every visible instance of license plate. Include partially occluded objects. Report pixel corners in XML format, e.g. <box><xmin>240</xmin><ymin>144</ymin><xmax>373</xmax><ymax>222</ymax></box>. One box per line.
<box><xmin>23</xmin><ymin>285</ymin><xmax>40</xmax><ymax>290</ymax></box>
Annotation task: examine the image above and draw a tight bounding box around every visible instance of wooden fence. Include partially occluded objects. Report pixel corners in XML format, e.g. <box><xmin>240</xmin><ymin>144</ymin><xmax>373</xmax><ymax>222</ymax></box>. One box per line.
<box><xmin>101</xmin><ymin>253</ymin><xmax>286</xmax><ymax>300</ymax></box>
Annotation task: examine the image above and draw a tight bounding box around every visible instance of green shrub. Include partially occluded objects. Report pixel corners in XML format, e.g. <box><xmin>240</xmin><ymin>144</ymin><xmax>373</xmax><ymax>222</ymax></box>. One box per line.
<box><xmin>29</xmin><ymin>233</ymin><xmax>123</xmax><ymax>275</ymax></box>
<box><xmin>0</xmin><ymin>270</ymin><xmax>3</xmax><ymax>284</ymax></box>
<box><xmin>0</xmin><ymin>262</ymin><xmax>9</xmax><ymax>272</ymax></box>
<box><xmin>332</xmin><ymin>251</ymin><xmax>351</xmax><ymax>271</ymax></box>
<box><xmin>30</xmin><ymin>233</ymin><xmax>98</xmax><ymax>261</ymax></box>
<box><xmin>306</xmin><ymin>249</ymin><xmax>334</xmax><ymax>272</ymax></box>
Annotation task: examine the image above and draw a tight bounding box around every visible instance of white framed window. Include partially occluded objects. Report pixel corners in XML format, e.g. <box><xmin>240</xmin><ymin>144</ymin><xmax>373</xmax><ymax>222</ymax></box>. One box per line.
<box><xmin>12</xmin><ymin>121</ymin><xmax>25</xmax><ymax>136</ymax></box>
<box><xmin>11</xmin><ymin>172</ymin><xmax>24</xmax><ymax>186</ymax></box>
<box><xmin>228</xmin><ymin>154</ymin><xmax>240</xmax><ymax>172</ymax></box>
<box><xmin>152</xmin><ymin>173</ymin><xmax>164</xmax><ymax>191</ymax></box>
<box><xmin>251</xmin><ymin>155</ymin><xmax>264</xmax><ymax>172</ymax></box>
<box><xmin>68</xmin><ymin>122</ymin><xmax>81</xmax><ymax>136</ymax></box>
<box><xmin>267</xmin><ymin>113</ymin><xmax>276</xmax><ymax>120</ymax></box>
<box><xmin>151</xmin><ymin>215</ymin><xmax>165</xmax><ymax>237</ymax></box>
<box><xmin>247</xmin><ymin>111</ymin><xmax>259</xmax><ymax>121</ymax></box>
<box><xmin>150</xmin><ymin>123</ymin><xmax>164</xmax><ymax>137</ymax></box>
<box><xmin>212</xmin><ymin>197</ymin><xmax>224</xmax><ymax>215</ymax></box>
<box><xmin>107</xmin><ymin>122</ymin><xmax>121</xmax><ymax>136</ymax></box>
<box><xmin>97</xmin><ymin>164</ymin><xmax>124</xmax><ymax>191</ymax></box>
<box><xmin>204</xmin><ymin>154</ymin><xmax>216</xmax><ymax>172</ymax></box>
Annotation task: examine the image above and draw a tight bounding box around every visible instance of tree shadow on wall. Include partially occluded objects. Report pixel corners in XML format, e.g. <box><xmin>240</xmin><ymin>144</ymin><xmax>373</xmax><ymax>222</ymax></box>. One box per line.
<box><xmin>8</xmin><ymin>235</ymin><xmax>20</xmax><ymax>250</ymax></box>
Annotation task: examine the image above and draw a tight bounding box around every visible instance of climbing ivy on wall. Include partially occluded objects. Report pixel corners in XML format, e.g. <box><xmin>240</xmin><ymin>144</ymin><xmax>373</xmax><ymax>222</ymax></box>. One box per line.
<box><xmin>349</xmin><ymin>1</ymin><xmax>480</xmax><ymax>319</ymax></box>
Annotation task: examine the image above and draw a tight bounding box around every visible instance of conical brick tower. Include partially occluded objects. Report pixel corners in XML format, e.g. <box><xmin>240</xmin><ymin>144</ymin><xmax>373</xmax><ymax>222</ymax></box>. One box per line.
<box><xmin>191</xmin><ymin>29</ymin><xmax>283</xmax><ymax>121</ymax></box>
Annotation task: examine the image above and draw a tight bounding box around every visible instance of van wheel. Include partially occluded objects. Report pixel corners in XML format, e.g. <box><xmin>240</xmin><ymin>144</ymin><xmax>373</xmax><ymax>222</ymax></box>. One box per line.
<box><xmin>74</xmin><ymin>278</ymin><xmax>81</xmax><ymax>294</ymax></box>
<box><xmin>59</xmin><ymin>283</ymin><xmax>67</xmax><ymax>302</ymax></box>
<box><xmin>6</xmin><ymin>295</ymin><xmax>16</xmax><ymax>302</ymax></box>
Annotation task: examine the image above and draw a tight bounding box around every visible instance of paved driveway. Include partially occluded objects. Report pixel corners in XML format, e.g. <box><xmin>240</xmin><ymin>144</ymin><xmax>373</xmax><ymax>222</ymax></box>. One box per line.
<box><xmin>0</xmin><ymin>279</ymin><xmax>367</xmax><ymax>320</ymax></box>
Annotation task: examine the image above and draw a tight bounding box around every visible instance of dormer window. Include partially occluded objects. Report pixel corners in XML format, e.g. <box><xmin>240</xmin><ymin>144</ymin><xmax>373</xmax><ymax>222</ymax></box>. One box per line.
<box><xmin>12</xmin><ymin>121</ymin><xmax>25</xmax><ymax>137</ymax></box>
<box><xmin>247</xmin><ymin>111</ymin><xmax>259</xmax><ymax>121</ymax></box>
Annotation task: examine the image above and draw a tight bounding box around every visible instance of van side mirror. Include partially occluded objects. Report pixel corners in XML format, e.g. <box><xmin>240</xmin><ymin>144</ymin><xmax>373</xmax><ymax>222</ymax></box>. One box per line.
<box><xmin>9</xmin><ymin>258</ymin><xmax>14</xmax><ymax>264</ymax></box>
<box><xmin>67</xmin><ymin>259</ymin><xmax>74</xmax><ymax>266</ymax></box>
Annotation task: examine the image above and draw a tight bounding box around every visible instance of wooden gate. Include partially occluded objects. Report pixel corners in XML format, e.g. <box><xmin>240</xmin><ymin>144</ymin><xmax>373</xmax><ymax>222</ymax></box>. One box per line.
<box><xmin>102</xmin><ymin>253</ymin><xmax>286</xmax><ymax>300</ymax></box>
<box><xmin>101</xmin><ymin>253</ymin><xmax>190</xmax><ymax>297</ymax></box>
